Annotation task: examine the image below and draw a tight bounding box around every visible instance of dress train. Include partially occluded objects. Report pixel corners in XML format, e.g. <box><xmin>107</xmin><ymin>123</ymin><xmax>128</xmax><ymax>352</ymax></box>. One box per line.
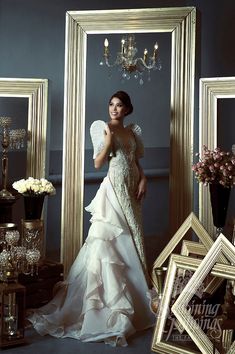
<box><xmin>27</xmin><ymin>176</ymin><xmax>155</xmax><ymax>346</ymax></box>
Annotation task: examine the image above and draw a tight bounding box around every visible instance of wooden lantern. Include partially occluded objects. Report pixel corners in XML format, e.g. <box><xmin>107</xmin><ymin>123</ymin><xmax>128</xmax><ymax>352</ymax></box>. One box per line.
<box><xmin>0</xmin><ymin>282</ymin><xmax>26</xmax><ymax>347</ymax></box>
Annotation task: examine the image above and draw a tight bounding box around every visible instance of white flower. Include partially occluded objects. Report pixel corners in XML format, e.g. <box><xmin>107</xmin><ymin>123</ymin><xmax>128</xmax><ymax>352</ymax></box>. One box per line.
<box><xmin>12</xmin><ymin>177</ymin><xmax>56</xmax><ymax>196</ymax></box>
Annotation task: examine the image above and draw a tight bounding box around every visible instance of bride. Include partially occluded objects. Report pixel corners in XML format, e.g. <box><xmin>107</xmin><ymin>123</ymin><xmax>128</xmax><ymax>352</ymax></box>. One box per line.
<box><xmin>28</xmin><ymin>90</ymin><xmax>155</xmax><ymax>346</ymax></box>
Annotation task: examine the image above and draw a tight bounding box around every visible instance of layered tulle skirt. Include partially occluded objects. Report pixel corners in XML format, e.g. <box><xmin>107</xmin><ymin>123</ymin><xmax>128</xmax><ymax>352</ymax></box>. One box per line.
<box><xmin>27</xmin><ymin>176</ymin><xmax>155</xmax><ymax>346</ymax></box>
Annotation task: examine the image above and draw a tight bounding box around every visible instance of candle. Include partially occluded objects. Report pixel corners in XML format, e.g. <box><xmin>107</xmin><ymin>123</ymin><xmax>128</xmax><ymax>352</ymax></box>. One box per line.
<box><xmin>153</xmin><ymin>42</ymin><xmax>158</xmax><ymax>59</ymax></box>
<box><xmin>143</xmin><ymin>48</ymin><xmax>148</xmax><ymax>62</ymax></box>
<box><xmin>104</xmin><ymin>38</ymin><xmax>109</xmax><ymax>56</ymax></box>
<box><xmin>121</xmin><ymin>38</ymin><xmax>125</xmax><ymax>54</ymax></box>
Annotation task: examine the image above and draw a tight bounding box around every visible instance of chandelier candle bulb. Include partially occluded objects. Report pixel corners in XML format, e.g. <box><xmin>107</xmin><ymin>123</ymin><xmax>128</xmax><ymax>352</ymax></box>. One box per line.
<box><xmin>143</xmin><ymin>49</ymin><xmax>148</xmax><ymax>62</ymax></box>
<box><xmin>121</xmin><ymin>38</ymin><xmax>125</xmax><ymax>54</ymax></box>
<box><xmin>153</xmin><ymin>42</ymin><xmax>158</xmax><ymax>59</ymax></box>
<box><xmin>104</xmin><ymin>38</ymin><xmax>109</xmax><ymax>56</ymax></box>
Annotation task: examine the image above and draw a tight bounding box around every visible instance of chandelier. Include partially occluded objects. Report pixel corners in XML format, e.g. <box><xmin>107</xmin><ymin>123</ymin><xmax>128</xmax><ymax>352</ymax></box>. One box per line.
<box><xmin>100</xmin><ymin>34</ymin><xmax>162</xmax><ymax>85</ymax></box>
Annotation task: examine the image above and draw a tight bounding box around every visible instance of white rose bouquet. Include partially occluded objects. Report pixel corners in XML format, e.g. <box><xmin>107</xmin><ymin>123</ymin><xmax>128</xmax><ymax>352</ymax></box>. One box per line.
<box><xmin>12</xmin><ymin>177</ymin><xmax>56</xmax><ymax>196</ymax></box>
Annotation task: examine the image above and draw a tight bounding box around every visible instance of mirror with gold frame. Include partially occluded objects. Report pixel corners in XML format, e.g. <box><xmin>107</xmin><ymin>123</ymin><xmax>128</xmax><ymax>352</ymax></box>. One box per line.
<box><xmin>199</xmin><ymin>77</ymin><xmax>235</xmax><ymax>237</ymax></box>
<box><xmin>0</xmin><ymin>78</ymin><xmax>48</xmax><ymax>179</ymax></box>
<box><xmin>62</xmin><ymin>7</ymin><xmax>196</xmax><ymax>274</ymax></box>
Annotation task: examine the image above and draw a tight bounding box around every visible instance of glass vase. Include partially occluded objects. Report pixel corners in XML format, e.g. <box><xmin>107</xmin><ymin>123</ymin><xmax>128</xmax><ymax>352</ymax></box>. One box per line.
<box><xmin>23</xmin><ymin>195</ymin><xmax>45</xmax><ymax>220</ymax></box>
<box><xmin>209</xmin><ymin>184</ymin><xmax>231</xmax><ymax>238</ymax></box>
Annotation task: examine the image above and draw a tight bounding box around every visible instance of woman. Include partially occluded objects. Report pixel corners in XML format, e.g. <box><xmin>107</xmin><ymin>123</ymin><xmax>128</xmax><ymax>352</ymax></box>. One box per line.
<box><xmin>28</xmin><ymin>91</ymin><xmax>155</xmax><ymax>347</ymax></box>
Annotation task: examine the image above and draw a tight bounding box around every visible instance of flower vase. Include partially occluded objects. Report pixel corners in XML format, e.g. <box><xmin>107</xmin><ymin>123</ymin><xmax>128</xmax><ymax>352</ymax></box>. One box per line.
<box><xmin>209</xmin><ymin>184</ymin><xmax>231</xmax><ymax>237</ymax></box>
<box><xmin>23</xmin><ymin>194</ymin><xmax>45</xmax><ymax>220</ymax></box>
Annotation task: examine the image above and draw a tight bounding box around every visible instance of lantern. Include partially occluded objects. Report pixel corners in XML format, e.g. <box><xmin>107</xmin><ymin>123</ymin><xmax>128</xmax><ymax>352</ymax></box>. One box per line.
<box><xmin>0</xmin><ymin>281</ymin><xmax>25</xmax><ymax>347</ymax></box>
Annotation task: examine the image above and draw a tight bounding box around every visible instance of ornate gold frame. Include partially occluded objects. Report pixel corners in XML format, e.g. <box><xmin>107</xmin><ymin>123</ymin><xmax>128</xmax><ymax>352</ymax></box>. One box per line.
<box><xmin>62</xmin><ymin>7</ymin><xmax>196</xmax><ymax>274</ymax></box>
<box><xmin>199</xmin><ymin>77</ymin><xmax>235</xmax><ymax>236</ymax></box>
<box><xmin>152</xmin><ymin>212</ymin><xmax>214</xmax><ymax>289</ymax></box>
<box><xmin>172</xmin><ymin>234</ymin><xmax>235</xmax><ymax>354</ymax></box>
<box><xmin>181</xmin><ymin>240</ymin><xmax>207</xmax><ymax>257</ymax></box>
<box><xmin>0</xmin><ymin>78</ymin><xmax>48</xmax><ymax>178</ymax></box>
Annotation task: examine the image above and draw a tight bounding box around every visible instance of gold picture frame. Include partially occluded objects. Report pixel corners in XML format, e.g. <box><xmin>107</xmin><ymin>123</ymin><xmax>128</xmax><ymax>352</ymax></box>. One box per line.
<box><xmin>199</xmin><ymin>76</ymin><xmax>235</xmax><ymax>237</ymax></box>
<box><xmin>152</xmin><ymin>251</ymin><xmax>235</xmax><ymax>354</ymax></box>
<box><xmin>62</xmin><ymin>7</ymin><xmax>196</xmax><ymax>274</ymax></box>
<box><xmin>181</xmin><ymin>240</ymin><xmax>207</xmax><ymax>258</ymax></box>
<box><xmin>172</xmin><ymin>234</ymin><xmax>235</xmax><ymax>354</ymax></box>
<box><xmin>0</xmin><ymin>78</ymin><xmax>48</xmax><ymax>178</ymax></box>
<box><xmin>152</xmin><ymin>212</ymin><xmax>214</xmax><ymax>289</ymax></box>
<box><xmin>152</xmin><ymin>253</ymin><xmax>201</xmax><ymax>354</ymax></box>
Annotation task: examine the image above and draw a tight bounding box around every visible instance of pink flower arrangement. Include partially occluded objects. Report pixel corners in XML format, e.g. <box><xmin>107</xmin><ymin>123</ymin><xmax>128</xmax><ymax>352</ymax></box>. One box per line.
<box><xmin>192</xmin><ymin>146</ymin><xmax>235</xmax><ymax>188</ymax></box>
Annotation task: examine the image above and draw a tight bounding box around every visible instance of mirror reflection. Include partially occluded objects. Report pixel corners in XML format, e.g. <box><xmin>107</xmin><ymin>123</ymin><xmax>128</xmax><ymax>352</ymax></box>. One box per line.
<box><xmin>0</xmin><ymin>97</ymin><xmax>28</xmax><ymax>224</ymax></box>
<box><xmin>217</xmin><ymin>98</ymin><xmax>235</xmax><ymax>235</ymax></box>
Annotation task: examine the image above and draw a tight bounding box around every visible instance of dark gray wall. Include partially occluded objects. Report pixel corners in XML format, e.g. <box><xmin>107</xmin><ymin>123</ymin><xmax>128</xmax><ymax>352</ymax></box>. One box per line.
<box><xmin>0</xmin><ymin>0</ymin><xmax>235</xmax><ymax>262</ymax></box>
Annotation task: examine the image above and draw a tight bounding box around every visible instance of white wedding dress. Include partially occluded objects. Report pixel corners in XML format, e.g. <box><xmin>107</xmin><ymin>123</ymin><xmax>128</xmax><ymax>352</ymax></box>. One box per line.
<box><xmin>28</xmin><ymin>120</ymin><xmax>155</xmax><ymax>346</ymax></box>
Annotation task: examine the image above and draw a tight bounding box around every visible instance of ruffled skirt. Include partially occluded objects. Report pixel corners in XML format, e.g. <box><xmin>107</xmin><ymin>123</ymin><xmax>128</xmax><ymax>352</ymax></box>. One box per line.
<box><xmin>27</xmin><ymin>176</ymin><xmax>155</xmax><ymax>346</ymax></box>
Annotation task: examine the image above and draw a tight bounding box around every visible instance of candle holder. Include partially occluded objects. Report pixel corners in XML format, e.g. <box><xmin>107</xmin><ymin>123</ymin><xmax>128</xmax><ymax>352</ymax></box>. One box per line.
<box><xmin>0</xmin><ymin>281</ymin><xmax>26</xmax><ymax>348</ymax></box>
<box><xmin>0</xmin><ymin>224</ymin><xmax>40</xmax><ymax>282</ymax></box>
<box><xmin>154</xmin><ymin>266</ymin><xmax>168</xmax><ymax>300</ymax></box>
<box><xmin>0</xmin><ymin>117</ymin><xmax>26</xmax><ymax>199</ymax></box>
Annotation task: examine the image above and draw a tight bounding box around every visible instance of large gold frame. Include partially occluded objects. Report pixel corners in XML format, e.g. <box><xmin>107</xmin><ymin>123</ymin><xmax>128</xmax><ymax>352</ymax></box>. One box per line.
<box><xmin>0</xmin><ymin>78</ymin><xmax>48</xmax><ymax>178</ymax></box>
<box><xmin>62</xmin><ymin>7</ymin><xmax>196</xmax><ymax>274</ymax></box>
<box><xmin>199</xmin><ymin>77</ymin><xmax>235</xmax><ymax>236</ymax></box>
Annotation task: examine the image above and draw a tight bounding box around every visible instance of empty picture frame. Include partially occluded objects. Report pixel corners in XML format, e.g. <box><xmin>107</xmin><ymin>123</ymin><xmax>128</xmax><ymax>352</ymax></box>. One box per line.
<box><xmin>152</xmin><ymin>212</ymin><xmax>214</xmax><ymax>289</ymax></box>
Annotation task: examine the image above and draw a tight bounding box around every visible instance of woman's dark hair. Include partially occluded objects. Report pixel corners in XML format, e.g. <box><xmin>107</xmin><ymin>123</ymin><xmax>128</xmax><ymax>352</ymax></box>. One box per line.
<box><xmin>109</xmin><ymin>91</ymin><xmax>133</xmax><ymax>116</ymax></box>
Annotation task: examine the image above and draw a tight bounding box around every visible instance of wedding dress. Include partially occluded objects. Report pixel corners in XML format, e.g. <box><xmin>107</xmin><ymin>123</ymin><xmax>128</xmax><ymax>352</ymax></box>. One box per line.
<box><xmin>27</xmin><ymin>120</ymin><xmax>155</xmax><ymax>346</ymax></box>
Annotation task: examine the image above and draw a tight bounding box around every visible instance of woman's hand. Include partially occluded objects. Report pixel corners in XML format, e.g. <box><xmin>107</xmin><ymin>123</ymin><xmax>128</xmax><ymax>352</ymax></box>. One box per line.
<box><xmin>94</xmin><ymin>125</ymin><xmax>113</xmax><ymax>169</ymax></box>
<box><xmin>104</xmin><ymin>124</ymin><xmax>114</xmax><ymax>150</ymax></box>
<box><xmin>136</xmin><ymin>176</ymin><xmax>147</xmax><ymax>201</ymax></box>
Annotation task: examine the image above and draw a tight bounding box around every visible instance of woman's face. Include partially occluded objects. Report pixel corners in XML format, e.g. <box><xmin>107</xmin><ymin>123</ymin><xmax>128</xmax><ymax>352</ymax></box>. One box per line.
<box><xmin>109</xmin><ymin>97</ymin><xmax>127</xmax><ymax>121</ymax></box>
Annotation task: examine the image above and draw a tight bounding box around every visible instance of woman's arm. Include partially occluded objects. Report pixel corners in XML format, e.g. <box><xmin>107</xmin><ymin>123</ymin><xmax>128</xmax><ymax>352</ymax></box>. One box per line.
<box><xmin>135</xmin><ymin>159</ymin><xmax>147</xmax><ymax>201</ymax></box>
<box><xmin>94</xmin><ymin>125</ymin><xmax>113</xmax><ymax>169</ymax></box>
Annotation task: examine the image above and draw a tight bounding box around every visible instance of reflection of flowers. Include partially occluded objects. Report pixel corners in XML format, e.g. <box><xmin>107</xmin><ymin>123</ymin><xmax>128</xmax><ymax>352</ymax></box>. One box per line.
<box><xmin>192</xmin><ymin>146</ymin><xmax>235</xmax><ymax>188</ymax></box>
<box><xmin>12</xmin><ymin>177</ymin><xmax>56</xmax><ymax>196</ymax></box>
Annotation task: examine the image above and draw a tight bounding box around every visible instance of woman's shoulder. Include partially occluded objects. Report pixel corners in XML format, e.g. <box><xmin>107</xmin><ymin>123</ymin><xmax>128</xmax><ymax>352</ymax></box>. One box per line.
<box><xmin>126</xmin><ymin>123</ymin><xmax>142</xmax><ymax>136</ymax></box>
<box><xmin>90</xmin><ymin>120</ymin><xmax>107</xmax><ymax>131</ymax></box>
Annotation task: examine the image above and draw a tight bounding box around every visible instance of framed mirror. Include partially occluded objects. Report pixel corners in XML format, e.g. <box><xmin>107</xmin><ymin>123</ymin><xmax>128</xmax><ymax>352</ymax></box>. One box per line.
<box><xmin>62</xmin><ymin>7</ymin><xmax>196</xmax><ymax>274</ymax></box>
<box><xmin>199</xmin><ymin>76</ymin><xmax>235</xmax><ymax>237</ymax></box>
<box><xmin>0</xmin><ymin>78</ymin><xmax>48</xmax><ymax>178</ymax></box>
<box><xmin>0</xmin><ymin>78</ymin><xmax>48</xmax><ymax>227</ymax></box>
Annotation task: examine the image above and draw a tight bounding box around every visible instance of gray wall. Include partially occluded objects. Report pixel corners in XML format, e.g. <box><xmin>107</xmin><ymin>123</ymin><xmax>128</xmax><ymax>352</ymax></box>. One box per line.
<box><xmin>0</xmin><ymin>0</ymin><xmax>235</xmax><ymax>264</ymax></box>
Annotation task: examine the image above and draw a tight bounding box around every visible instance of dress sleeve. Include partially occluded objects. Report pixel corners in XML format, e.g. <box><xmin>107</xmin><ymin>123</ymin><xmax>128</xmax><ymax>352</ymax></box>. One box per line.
<box><xmin>129</xmin><ymin>123</ymin><xmax>144</xmax><ymax>159</ymax></box>
<box><xmin>90</xmin><ymin>120</ymin><xmax>107</xmax><ymax>159</ymax></box>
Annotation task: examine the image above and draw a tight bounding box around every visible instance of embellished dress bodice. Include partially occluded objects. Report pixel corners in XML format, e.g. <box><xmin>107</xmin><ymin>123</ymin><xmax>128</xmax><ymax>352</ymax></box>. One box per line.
<box><xmin>108</xmin><ymin>127</ymin><xmax>147</xmax><ymax>271</ymax></box>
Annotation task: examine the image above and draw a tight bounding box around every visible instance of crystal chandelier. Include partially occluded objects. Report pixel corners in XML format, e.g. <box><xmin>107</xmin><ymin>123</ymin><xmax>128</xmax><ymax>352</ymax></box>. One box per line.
<box><xmin>0</xmin><ymin>117</ymin><xmax>26</xmax><ymax>198</ymax></box>
<box><xmin>99</xmin><ymin>34</ymin><xmax>162</xmax><ymax>85</ymax></box>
